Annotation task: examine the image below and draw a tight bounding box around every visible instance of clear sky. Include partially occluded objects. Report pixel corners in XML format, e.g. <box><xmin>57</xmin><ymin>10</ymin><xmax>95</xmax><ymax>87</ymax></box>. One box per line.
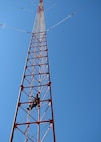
<box><xmin>0</xmin><ymin>0</ymin><xmax>101</xmax><ymax>142</ymax></box>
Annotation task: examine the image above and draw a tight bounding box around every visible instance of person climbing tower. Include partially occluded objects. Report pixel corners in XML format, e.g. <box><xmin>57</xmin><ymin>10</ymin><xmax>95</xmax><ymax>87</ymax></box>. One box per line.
<box><xmin>27</xmin><ymin>93</ymin><xmax>40</xmax><ymax>110</ymax></box>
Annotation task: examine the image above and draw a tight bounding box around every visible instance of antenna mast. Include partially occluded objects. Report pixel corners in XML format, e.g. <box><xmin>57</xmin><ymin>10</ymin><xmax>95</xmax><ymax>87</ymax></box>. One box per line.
<box><xmin>9</xmin><ymin>0</ymin><xmax>56</xmax><ymax>141</ymax></box>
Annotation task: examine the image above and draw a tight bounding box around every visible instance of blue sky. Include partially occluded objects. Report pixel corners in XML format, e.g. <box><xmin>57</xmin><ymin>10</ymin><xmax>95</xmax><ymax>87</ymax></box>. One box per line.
<box><xmin>0</xmin><ymin>0</ymin><xmax>101</xmax><ymax>142</ymax></box>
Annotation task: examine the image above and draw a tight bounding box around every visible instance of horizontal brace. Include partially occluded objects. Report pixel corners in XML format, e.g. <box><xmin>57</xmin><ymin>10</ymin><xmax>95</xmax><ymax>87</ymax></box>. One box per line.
<box><xmin>16</xmin><ymin>119</ymin><xmax>53</xmax><ymax>126</ymax></box>
<box><xmin>20</xmin><ymin>82</ymin><xmax>51</xmax><ymax>91</ymax></box>
<box><xmin>28</xmin><ymin>55</ymin><xmax>48</xmax><ymax>59</ymax></box>
<box><xmin>25</xmin><ymin>72</ymin><xmax>49</xmax><ymax>76</ymax></box>
<box><xmin>27</xmin><ymin>63</ymin><xmax>48</xmax><ymax>67</ymax></box>
<box><xmin>30</xmin><ymin>44</ymin><xmax>47</xmax><ymax>47</ymax></box>
<box><xmin>27</xmin><ymin>49</ymin><xmax>48</xmax><ymax>55</ymax></box>
<box><xmin>29</xmin><ymin>49</ymin><xmax>48</xmax><ymax>53</ymax></box>
<box><xmin>19</xmin><ymin>99</ymin><xmax>51</xmax><ymax>105</ymax></box>
<box><xmin>23</xmin><ymin>82</ymin><xmax>51</xmax><ymax>88</ymax></box>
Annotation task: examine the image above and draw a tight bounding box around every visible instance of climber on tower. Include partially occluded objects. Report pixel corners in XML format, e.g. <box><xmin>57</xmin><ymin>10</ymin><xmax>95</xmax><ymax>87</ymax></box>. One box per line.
<box><xmin>27</xmin><ymin>93</ymin><xmax>40</xmax><ymax>110</ymax></box>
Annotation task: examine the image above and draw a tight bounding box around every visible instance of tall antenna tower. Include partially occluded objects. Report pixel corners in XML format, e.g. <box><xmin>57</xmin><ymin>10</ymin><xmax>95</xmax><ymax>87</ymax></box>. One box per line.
<box><xmin>9</xmin><ymin>0</ymin><xmax>56</xmax><ymax>142</ymax></box>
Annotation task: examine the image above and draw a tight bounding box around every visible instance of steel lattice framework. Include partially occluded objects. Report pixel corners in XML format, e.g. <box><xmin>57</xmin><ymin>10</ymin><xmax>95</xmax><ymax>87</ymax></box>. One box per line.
<box><xmin>9</xmin><ymin>0</ymin><xmax>56</xmax><ymax>142</ymax></box>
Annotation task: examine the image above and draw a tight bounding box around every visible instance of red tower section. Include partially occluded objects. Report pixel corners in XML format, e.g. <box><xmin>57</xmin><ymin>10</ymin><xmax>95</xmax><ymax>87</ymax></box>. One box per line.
<box><xmin>9</xmin><ymin>0</ymin><xmax>56</xmax><ymax>142</ymax></box>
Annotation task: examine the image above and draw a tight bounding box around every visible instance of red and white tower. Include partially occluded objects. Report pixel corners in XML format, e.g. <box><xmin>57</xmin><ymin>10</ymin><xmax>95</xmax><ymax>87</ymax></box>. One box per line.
<box><xmin>9</xmin><ymin>0</ymin><xmax>56</xmax><ymax>142</ymax></box>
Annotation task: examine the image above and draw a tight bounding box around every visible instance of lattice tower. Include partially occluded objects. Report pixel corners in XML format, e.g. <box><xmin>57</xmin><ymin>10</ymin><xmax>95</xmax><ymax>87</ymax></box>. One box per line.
<box><xmin>9</xmin><ymin>0</ymin><xmax>56</xmax><ymax>142</ymax></box>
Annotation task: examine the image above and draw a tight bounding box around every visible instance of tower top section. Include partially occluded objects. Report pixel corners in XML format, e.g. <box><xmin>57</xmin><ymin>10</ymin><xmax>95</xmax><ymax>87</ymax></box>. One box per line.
<box><xmin>38</xmin><ymin>0</ymin><xmax>44</xmax><ymax>12</ymax></box>
<box><xmin>32</xmin><ymin>0</ymin><xmax>46</xmax><ymax>33</ymax></box>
